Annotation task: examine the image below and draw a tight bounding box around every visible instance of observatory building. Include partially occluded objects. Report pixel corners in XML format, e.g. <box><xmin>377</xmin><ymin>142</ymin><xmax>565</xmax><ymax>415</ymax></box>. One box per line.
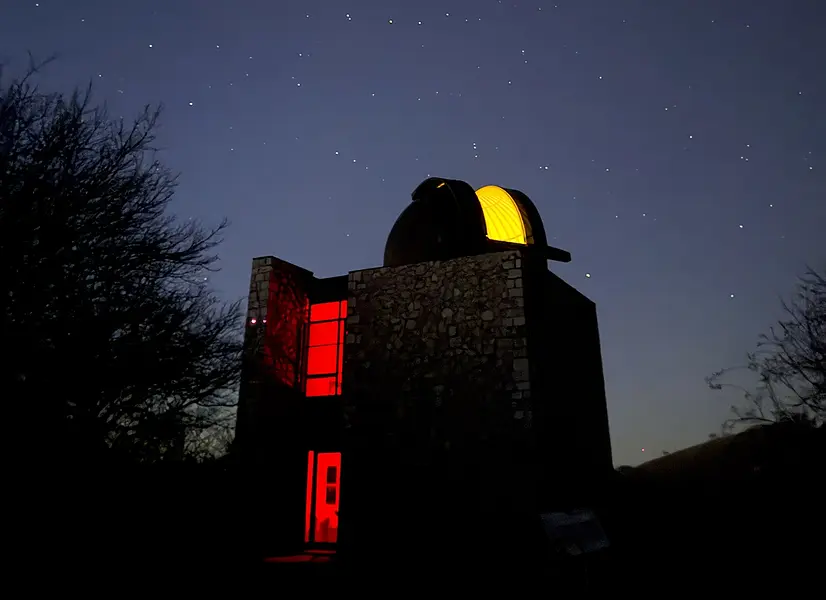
<box><xmin>236</xmin><ymin>177</ymin><xmax>613</xmax><ymax>559</ymax></box>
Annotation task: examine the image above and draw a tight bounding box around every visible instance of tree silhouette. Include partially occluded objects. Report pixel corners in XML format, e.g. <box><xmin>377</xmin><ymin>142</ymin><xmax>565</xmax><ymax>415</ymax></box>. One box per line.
<box><xmin>707</xmin><ymin>265</ymin><xmax>825</xmax><ymax>432</ymax></box>
<box><xmin>1</xmin><ymin>61</ymin><xmax>242</xmax><ymax>463</ymax></box>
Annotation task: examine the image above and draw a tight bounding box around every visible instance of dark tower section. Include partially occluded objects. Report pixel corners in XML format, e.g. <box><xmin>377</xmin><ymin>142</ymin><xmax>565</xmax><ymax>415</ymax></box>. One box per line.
<box><xmin>237</xmin><ymin>177</ymin><xmax>612</xmax><ymax>567</ymax></box>
<box><xmin>342</xmin><ymin>177</ymin><xmax>611</xmax><ymax>564</ymax></box>
<box><xmin>236</xmin><ymin>256</ymin><xmax>347</xmax><ymax>556</ymax></box>
<box><xmin>235</xmin><ymin>257</ymin><xmax>311</xmax><ymax>557</ymax></box>
<box><xmin>237</xmin><ymin>256</ymin><xmax>310</xmax><ymax>463</ymax></box>
<box><xmin>522</xmin><ymin>261</ymin><xmax>614</xmax><ymax>510</ymax></box>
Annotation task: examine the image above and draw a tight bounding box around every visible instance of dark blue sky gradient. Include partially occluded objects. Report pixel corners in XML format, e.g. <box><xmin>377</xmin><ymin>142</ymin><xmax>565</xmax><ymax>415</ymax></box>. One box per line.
<box><xmin>3</xmin><ymin>0</ymin><xmax>823</xmax><ymax>465</ymax></box>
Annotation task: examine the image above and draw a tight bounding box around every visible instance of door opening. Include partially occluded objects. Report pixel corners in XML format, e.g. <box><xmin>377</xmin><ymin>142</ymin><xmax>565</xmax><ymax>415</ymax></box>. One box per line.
<box><xmin>305</xmin><ymin>451</ymin><xmax>341</xmax><ymax>545</ymax></box>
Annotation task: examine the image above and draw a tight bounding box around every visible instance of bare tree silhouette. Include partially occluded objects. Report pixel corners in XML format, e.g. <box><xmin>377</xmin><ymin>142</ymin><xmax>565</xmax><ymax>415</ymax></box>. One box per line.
<box><xmin>1</xmin><ymin>59</ymin><xmax>242</xmax><ymax>463</ymax></box>
<box><xmin>707</xmin><ymin>266</ymin><xmax>825</xmax><ymax>432</ymax></box>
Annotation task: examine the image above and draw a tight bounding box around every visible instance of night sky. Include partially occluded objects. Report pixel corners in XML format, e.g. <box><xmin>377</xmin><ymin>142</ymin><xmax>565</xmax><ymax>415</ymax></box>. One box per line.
<box><xmin>3</xmin><ymin>1</ymin><xmax>823</xmax><ymax>465</ymax></box>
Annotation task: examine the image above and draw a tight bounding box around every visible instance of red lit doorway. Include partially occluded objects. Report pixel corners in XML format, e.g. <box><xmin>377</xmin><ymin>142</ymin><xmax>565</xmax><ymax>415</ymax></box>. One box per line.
<box><xmin>305</xmin><ymin>451</ymin><xmax>341</xmax><ymax>545</ymax></box>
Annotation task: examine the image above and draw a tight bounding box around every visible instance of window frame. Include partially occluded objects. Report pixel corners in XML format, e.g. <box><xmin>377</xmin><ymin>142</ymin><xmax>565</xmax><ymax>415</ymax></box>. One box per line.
<box><xmin>303</xmin><ymin>300</ymin><xmax>347</xmax><ymax>397</ymax></box>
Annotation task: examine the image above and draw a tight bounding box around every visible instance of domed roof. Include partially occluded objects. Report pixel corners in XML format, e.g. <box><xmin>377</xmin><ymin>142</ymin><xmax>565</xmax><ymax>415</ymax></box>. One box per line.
<box><xmin>383</xmin><ymin>178</ymin><xmax>486</xmax><ymax>268</ymax></box>
<box><xmin>383</xmin><ymin>177</ymin><xmax>561</xmax><ymax>268</ymax></box>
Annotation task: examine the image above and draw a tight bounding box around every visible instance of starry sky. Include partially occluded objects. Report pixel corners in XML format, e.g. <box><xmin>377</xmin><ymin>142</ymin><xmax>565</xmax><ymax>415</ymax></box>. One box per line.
<box><xmin>3</xmin><ymin>0</ymin><xmax>823</xmax><ymax>466</ymax></box>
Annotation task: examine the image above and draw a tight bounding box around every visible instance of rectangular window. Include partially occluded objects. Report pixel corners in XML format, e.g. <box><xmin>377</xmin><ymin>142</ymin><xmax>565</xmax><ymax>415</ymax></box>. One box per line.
<box><xmin>305</xmin><ymin>300</ymin><xmax>347</xmax><ymax>397</ymax></box>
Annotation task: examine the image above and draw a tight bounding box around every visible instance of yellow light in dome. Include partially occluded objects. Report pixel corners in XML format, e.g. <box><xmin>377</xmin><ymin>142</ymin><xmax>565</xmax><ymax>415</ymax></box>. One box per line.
<box><xmin>475</xmin><ymin>185</ymin><xmax>527</xmax><ymax>245</ymax></box>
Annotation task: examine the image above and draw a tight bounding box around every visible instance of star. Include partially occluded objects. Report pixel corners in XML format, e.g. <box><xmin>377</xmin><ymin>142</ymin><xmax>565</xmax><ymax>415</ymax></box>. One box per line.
<box><xmin>10</xmin><ymin>0</ymin><xmax>817</xmax><ymax>472</ymax></box>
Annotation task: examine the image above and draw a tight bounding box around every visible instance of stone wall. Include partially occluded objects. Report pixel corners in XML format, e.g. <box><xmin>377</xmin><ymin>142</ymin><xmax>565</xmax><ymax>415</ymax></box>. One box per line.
<box><xmin>343</xmin><ymin>250</ymin><xmax>533</xmax><ymax>451</ymax></box>
<box><xmin>237</xmin><ymin>256</ymin><xmax>311</xmax><ymax>463</ymax></box>
<box><xmin>244</xmin><ymin>257</ymin><xmax>310</xmax><ymax>389</ymax></box>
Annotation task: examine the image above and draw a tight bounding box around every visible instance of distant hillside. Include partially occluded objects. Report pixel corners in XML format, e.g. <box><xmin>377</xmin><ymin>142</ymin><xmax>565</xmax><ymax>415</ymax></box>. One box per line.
<box><xmin>604</xmin><ymin>420</ymin><xmax>824</xmax><ymax>594</ymax></box>
<box><xmin>628</xmin><ymin>420</ymin><xmax>823</xmax><ymax>487</ymax></box>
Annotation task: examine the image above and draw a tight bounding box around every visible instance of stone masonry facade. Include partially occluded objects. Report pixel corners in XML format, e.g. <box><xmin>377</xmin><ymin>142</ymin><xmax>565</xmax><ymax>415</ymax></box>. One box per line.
<box><xmin>343</xmin><ymin>250</ymin><xmax>532</xmax><ymax>451</ymax></box>
<box><xmin>239</xmin><ymin>257</ymin><xmax>308</xmax><ymax>436</ymax></box>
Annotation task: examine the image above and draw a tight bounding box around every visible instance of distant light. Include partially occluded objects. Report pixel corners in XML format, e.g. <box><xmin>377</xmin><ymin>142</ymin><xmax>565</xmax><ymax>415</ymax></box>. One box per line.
<box><xmin>250</xmin><ymin>318</ymin><xmax>257</xmax><ymax>325</ymax></box>
<box><xmin>641</xmin><ymin>448</ymin><xmax>645</xmax><ymax>452</ymax></box>
<box><xmin>585</xmin><ymin>273</ymin><xmax>591</xmax><ymax>278</ymax></box>
<box><xmin>262</xmin><ymin>318</ymin><xmax>267</xmax><ymax>324</ymax></box>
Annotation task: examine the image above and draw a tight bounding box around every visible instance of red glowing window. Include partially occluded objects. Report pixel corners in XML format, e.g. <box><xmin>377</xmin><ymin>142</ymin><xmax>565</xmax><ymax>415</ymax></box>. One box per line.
<box><xmin>305</xmin><ymin>451</ymin><xmax>341</xmax><ymax>545</ymax></box>
<box><xmin>306</xmin><ymin>377</ymin><xmax>337</xmax><ymax>397</ymax></box>
<box><xmin>307</xmin><ymin>345</ymin><xmax>338</xmax><ymax>375</ymax></box>
<box><xmin>310</xmin><ymin>301</ymin><xmax>344</xmax><ymax>322</ymax></box>
<box><xmin>308</xmin><ymin>321</ymin><xmax>339</xmax><ymax>346</ymax></box>
<box><xmin>304</xmin><ymin>300</ymin><xmax>347</xmax><ymax>397</ymax></box>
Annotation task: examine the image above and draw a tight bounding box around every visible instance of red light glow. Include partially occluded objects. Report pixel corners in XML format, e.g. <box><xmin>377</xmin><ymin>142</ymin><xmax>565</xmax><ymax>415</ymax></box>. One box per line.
<box><xmin>306</xmin><ymin>377</ymin><xmax>337</xmax><ymax>397</ymax></box>
<box><xmin>304</xmin><ymin>451</ymin><xmax>315</xmax><ymax>544</ymax></box>
<box><xmin>304</xmin><ymin>300</ymin><xmax>347</xmax><ymax>396</ymax></box>
<box><xmin>304</xmin><ymin>451</ymin><xmax>342</xmax><ymax>545</ymax></box>
<box><xmin>310</xmin><ymin>301</ymin><xmax>342</xmax><ymax>322</ymax></box>
<box><xmin>265</xmin><ymin>554</ymin><xmax>314</xmax><ymax>564</ymax></box>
